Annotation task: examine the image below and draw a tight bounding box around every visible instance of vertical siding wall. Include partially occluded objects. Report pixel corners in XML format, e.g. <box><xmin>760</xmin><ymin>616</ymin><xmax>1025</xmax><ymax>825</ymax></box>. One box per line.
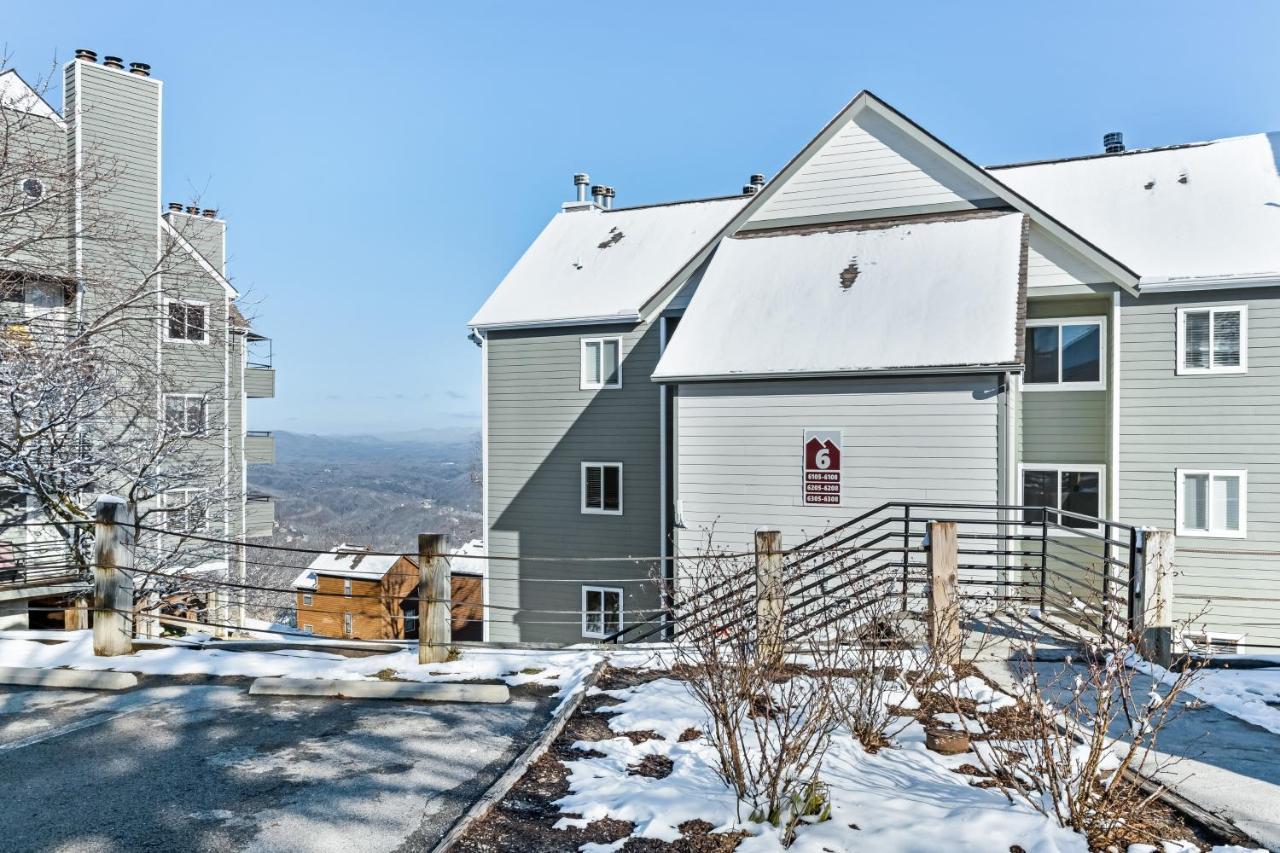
<box><xmin>486</xmin><ymin>321</ymin><xmax>663</xmax><ymax>643</ymax></box>
<box><xmin>1120</xmin><ymin>287</ymin><xmax>1280</xmax><ymax>644</ymax></box>
<box><xmin>673</xmin><ymin>375</ymin><xmax>1002</xmax><ymax>556</ymax></box>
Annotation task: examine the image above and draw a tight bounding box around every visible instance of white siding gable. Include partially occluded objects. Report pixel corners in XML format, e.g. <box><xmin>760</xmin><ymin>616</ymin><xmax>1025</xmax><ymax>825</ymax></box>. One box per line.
<box><xmin>1026</xmin><ymin>224</ymin><xmax>1112</xmax><ymax>288</ymax></box>
<box><xmin>747</xmin><ymin>109</ymin><xmax>997</xmax><ymax>227</ymax></box>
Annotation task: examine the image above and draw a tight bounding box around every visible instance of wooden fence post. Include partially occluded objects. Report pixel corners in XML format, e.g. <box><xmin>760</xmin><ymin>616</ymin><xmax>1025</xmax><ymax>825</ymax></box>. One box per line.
<box><xmin>755</xmin><ymin>529</ymin><xmax>784</xmax><ymax>661</ymax></box>
<box><xmin>926</xmin><ymin>520</ymin><xmax>960</xmax><ymax>665</ymax></box>
<box><xmin>1135</xmin><ymin>528</ymin><xmax>1174</xmax><ymax>667</ymax></box>
<box><xmin>92</xmin><ymin>496</ymin><xmax>135</xmax><ymax>657</ymax></box>
<box><xmin>418</xmin><ymin>533</ymin><xmax>451</xmax><ymax>664</ymax></box>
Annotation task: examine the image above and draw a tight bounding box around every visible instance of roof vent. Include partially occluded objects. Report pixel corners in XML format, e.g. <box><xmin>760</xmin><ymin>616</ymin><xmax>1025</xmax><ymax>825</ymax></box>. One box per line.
<box><xmin>742</xmin><ymin>185</ymin><xmax>759</xmax><ymax>195</ymax></box>
<box><xmin>603</xmin><ymin>187</ymin><xmax>615</xmax><ymax>210</ymax></box>
<box><xmin>573</xmin><ymin>173</ymin><xmax>590</xmax><ymax>203</ymax></box>
<box><xmin>102</xmin><ymin>56</ymin><xmax>124</xmax><ymax>70</ymax></box>
<box><xmin>185</xmin><ymin>205</ymin><xmax>199</xmax><ymax>215</ymax></box>
<box><xmin>750</xmin><ymin>173</ymin><xmax>766</xmax><ymax>188</ymax></box>
<box><xmin>1103</xmin><ymin>132</ymin><xmax>1125</xmax><ymax>154</ymax></box>
<box><xmin>167</xmin><ymin>202</ymin><xmax>183</xmax><ymax>212</ymax></box>
<box><xmin>201</xmin><ymin>209</ymin><xmax>217</xmax><ymax>218</ymax></box>
<box><xmin>129</xmin><ymin>62</ymin><xmax>151</xmax><ymax>78</ymax></box>
<box><xmin>590</xmin><ymin>184</ymin><xmax>605</xmax><ymax>207</ymax></box>
<box><xmin>74</xmin><ymin>49</ymin><xmax>98</xmax><ymax>63</ymax></box>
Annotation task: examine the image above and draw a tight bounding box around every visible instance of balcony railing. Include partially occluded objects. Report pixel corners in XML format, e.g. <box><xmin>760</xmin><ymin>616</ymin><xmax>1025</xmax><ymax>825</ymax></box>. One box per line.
<box><xmin>244</xmin><ymin>493</ymin><xmax>276</xmax><ymax>539</ymax></box>
<box><xmin>245</xmin><ymin>430</ymin><xmax>275</xmax><ymax>465</ymax></box>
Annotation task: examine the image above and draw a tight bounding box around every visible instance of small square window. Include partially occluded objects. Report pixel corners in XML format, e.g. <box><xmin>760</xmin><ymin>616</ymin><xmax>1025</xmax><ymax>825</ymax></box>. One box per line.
<box><xmin>580</xmin><ymin>337</ymin><xmax>622</xmax><ymax>390</ymax></box>
<box><xmin>163</xmin><ymin>394</ymin><xmax>207</xmax><ymax>436</ymax></box>
<box><xmin>1177</xmin><ymin>469</ymin><xmax>1246</xmax><ymax>537</ymax></box>
<box><xmin>582</xmin><ymin>586</ymin><xmax>623</xmax><ymax>639</ymax></box>
<box><xmin>161</xmin><ymin>489</ymin><xmax>205</xmax><ymax>534</ymax></box>
<box><xmin>1024</xmin><ymin>318</ymin><xmax>1106</xmax><ymax>390</ymax></box>
<box><xmin>1020</xmin><ymin>465</ymin><xmax>1104</xmax><ymax>530</ymax></box>
<box><xmin>302</xmin><ymin>593</ymin><xmax>313</xmax><ymax>606</ymax></box>
<box><xmin>166</xmin><ymin>300</ymin><xmax>208</xmax><ymax>343</ymax></box>
<box><xmin>302</xmin><ymin>624</ymin><xmax>314</xmax><ymax>635</ymax></box>
<box><xmin>1177</xmin><ymin>306</ymin><xmax>1246</xmax><ymax>374</ymax></box>
<box><xmin>582</xmin><ymin>463</ymin><xmax>622</xmax><ymax>514</ymax></box>
<box><xmin>343</xmin><ymin>579</ymin><xmax>352</xmax><ymax>597</ymax></box>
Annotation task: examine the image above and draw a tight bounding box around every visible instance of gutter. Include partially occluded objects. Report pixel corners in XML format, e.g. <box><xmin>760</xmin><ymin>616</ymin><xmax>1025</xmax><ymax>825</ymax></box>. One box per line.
<box><xmin>1138</xmin><ymin>272</ymin><xmax>1280</xmax><ymax>293</ymax></box>
<box><xmin>469</xmin><ymin>312</ymin><xmax>642</xmax><ymax>333</ymax></box>
<box><xmin>651</xmin><ymin>362</ymin><xmax>1026</xmax><ymax>384</ymax></box>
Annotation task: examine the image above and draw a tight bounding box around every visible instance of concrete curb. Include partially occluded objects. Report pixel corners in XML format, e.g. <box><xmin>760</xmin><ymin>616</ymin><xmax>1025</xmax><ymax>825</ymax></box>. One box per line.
<box><xmin>0</xmin><ymin>666</ymin><xmax>137</xmax><ymax>691</ymax></box>
<box><xmin>247</xmin><ymin>677</ymin><xmax>510</xmax><ymax>704</ymax></box>
<box><xmin>431</xmin><ymin>658</ymin><xmax>608</xmax><ymax>852</ymax></box>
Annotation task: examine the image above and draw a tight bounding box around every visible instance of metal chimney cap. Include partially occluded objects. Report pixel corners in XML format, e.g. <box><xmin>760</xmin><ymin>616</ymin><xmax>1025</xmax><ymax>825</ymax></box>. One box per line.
<box><xmin>167</xmin><ymin>202</ymin><xmax>183</xmax><ymax>212</ymax></box>
<box><xmin>1103</xmin><ymin>131</ymin><xmax>1125</xmax><ymax>154</ymax></box>
<box><xmin>742</xmin><ymin>185</ymin><xmax>759</xmax><ymax>195</ymax></box>
<box><xmin>185</xmin><ymin>205</ymin><xmax>200</xmax><ymax>215</ymax></box>
<box><xmin>590</xmin><ymin>184</ymin><xmax>605</xmax><ymax>196</ymax></box>
<box><xmin>573</xmin><ymin>173</ymin><xmax>590</xmax><ymax>185</ymax></box>
<box><xmin>74</xmin><ymin>49</ymin><xmax>98</xmax><ymax>62</ymax></box>
<box><xmin>201</xmin><ymin>209</ymin><xmax>217</xmax><ymax>218</ymax></box>
<box><xmin>603</xmin><ymin>187</ymin><xmax>616</xmax><ymax>198</ymax></box>
<box><xmin>102</xmin><ymin>56</ymin><xmax>124</xmax><ymax>70</ymax></box>
<box><xmin>749</xmin><ymin>173</ymin><xmax>766</xmax><ymax>186</ymax></box>
<box><xmin>129</xmin><ymin>62</ymin><xmax>151</xmax><ymax>77</ymax></box>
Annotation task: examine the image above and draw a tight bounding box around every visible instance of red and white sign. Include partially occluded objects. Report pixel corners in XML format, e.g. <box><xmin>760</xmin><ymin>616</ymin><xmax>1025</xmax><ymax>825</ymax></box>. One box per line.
<box><xmin>803</xmin><ymin>429</ymin><xmax>842</xmax><ymax>505</ymax></box>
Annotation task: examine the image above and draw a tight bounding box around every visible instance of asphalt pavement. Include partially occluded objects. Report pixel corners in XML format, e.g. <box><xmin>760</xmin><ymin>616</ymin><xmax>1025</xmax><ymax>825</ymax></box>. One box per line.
<box><xmin>0</xmin><ymin>677</ymin><xmax>553</xmax><ymax>853</ymax></box>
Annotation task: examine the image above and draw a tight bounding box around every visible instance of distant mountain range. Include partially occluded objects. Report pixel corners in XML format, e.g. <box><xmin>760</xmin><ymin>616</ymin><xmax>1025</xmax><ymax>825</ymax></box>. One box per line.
<box><xmin>248</xmin><ymin>430</ymin><xmax>481</xmax><ymax>554</ymax></box>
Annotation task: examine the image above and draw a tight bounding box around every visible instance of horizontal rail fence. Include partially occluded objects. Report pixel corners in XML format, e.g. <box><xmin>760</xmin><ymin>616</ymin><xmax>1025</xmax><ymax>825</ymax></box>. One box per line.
<box><xmin>606</xmin><ymin>501</ymin><xmax>1142</xmax><ymax>647</ymax></box>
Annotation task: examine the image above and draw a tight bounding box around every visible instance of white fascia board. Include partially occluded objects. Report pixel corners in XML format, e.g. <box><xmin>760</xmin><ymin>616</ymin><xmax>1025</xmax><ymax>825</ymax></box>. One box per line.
<box><xmin>469</xmin><ymin>312</ymin><xmax>642</xmax><ymax>333</ymax></box>
<box><xmin>651</xmin><ymin>362</ymin><xmax>1023</xmax><ymax>384</ymax></box>
<box><xmin>160</xmin><ymin>217</ymin><xmax>238</xmax><ymax>298</ymax></box>
<box><xmin>1138</xmin><ymin>272</ymin><xmax>1280</xmax><ymax>292</ymax></box>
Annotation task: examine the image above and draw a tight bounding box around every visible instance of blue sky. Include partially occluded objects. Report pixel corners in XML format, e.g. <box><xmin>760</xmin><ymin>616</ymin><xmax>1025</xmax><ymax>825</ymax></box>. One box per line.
<box><xmin>7</xmin><ymin>2</ymin><xmax>1278</xmax><ymax>435</ymax></box>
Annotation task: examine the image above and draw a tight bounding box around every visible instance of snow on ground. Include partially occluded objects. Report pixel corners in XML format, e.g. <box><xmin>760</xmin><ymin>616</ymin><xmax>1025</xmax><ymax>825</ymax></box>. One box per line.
<box><xmin>1136</xmin><ymin>657</ymin><xmax>1280</xmax><ymax>736</ymax></box>
<box><xmin>0</xmin><ymin>630</ymin><xmax>618</xmax><ymax>704</ymax></box>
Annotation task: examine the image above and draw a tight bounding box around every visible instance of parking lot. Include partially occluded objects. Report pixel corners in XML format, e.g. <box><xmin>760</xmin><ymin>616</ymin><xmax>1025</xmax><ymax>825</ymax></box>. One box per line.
<box><xmin>0</xmin><ymin>677</ymin><xmax>553</xmax><ymax>853</ymax></box>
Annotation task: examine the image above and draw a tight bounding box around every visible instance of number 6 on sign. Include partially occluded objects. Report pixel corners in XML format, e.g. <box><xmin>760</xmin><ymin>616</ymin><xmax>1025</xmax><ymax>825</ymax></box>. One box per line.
<box><xmin>802</xmin><ymin>429</ymin><xmax>842</xmax><ymax>506</ymax></box>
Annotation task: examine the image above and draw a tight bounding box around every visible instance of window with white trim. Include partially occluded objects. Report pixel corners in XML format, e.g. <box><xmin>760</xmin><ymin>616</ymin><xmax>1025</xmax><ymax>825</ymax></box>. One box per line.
<box><xmin>1019</xmin><ymin>465</ymin><xmax>1104</xmax><ymax>529</ymax></box>
<box><xmin>302</xmin><ymin>624</ymin><xmax>313</xmax><ymax>635</ymax></box>
<box><xmin>343</xmin><ymin>579</ymin><xmax>352</xmax><ymax>597</ymax></box>
<box><xmin>1177</xmin><ymin>306</ymin><xmax>1246</xmax><ymax>374</ymax></box>
<box><xmin>582</xmin><ymin>586</ymin><xmax>623</xmax><ymax>638</ymax></box>
<box><xmin>581</xmin><ymin>462</ymin><xmax>622</xmax><ymax>514</ymax></box>
<box><xmin>1024</xmin><ymin>317</ymin><xmax>1106</xmax><ymax>390</ymax></box>
<box><xmin>1177</xmin><ymin>469</ymin><xmax>1246</xmax><ymax>537</ymax></box>
<box><xmin>161</xmin><ymin>488</ymin><xmax>206</xmax><ymax>534</ymax></box>
<box><xmin>580</xmin><ymin>337</ymin><xmax>621</xmax><ymax>390</ymax></box>
<box><xmin>166</xmin><ymin>299</ymin><xmax>207</xmax><ymax>342</ymax></box>
<box><xmin>163</xmin><ymin>394</ymin><xmax>207</xmax><ymax>436</ymax></box>
<box><xmin>302</xmin><ymin>593</ymin><xmax>313</xmax><ymax>606</ymax></box>
<box><xmin>342</xmin><ymin>612</ymin><xmax>353</xmax><ymax>637</ymax></box>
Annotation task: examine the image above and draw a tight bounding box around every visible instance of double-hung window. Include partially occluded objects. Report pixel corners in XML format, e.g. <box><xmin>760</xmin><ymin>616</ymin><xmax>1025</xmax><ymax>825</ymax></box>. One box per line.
<box><xmin>166</xmin><ymin>299</ymin><xmax>208</xmax><ymax>343</ymax></box>
<box><xmin>581</xmin><ymin>462</ymin><xmax>622</xmax><ymax>514</ymax></box>
<box><xmin>1020</xmin><ymin>465</ymin><xmax>1104</xmax><ymax>529</ymax></box>
<box><xmin>302</xmin><ymin>592</ymin><xmax>313</xmax><ymax>606</ymax></box>
<box><xmin>581</xmin><ymin>586</ymin><xmax>623</xmax><ymax>639</ymax></box>
<box><xmin>1177</xmin><ymin>306</ymin><xmax>1246</xmax><ymax>374</ymax></box>
<box><xmin>161</xmin><ymin>488</ymin><xmax>205</xmax><ymax>534</ymax></box>
<box><xmin>1024</xmin><ymin>317</ymin><xmax>1106</xmax><ymax>390</ymax></box>
<box><xmin>1177</xmin><ymin>469</ymin><xmax>1246</xmax><ymax>537</ymax></box>
<box><xmin>163</xmin><ymin>394</ymin><xmax>207</xmax><ymax>436</ymax></box>
<box><xmin>342</xmin><ymin>612</ymin><xmax>353</xmax><ymax>637</ymax></box>
<box><xmin>580</xmin><ymin>337</ymin><xmax>621</xmax><ymax>390</ymax></box>
<box><xmin>343</xmin><ymin>579</ymin><xmax>352</xmax><ymax>597</ymax></box>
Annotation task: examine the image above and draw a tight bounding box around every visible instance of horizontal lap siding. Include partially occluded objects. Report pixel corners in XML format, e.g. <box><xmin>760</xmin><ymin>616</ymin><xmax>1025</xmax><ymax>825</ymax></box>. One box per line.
<box><xmin>674</xmin><ymin>375</ymin><xmax>1001</xmax><ymax>555</ymax></box>
<box><xmin>1120</xmin><ymin>288</ymin><xmax>1280</xmax><ymax>644</ymax></box>
<box><xmin>486</xmin><ymin>322</ymin><xmax>662</xmax><ymax>643</ymax></box>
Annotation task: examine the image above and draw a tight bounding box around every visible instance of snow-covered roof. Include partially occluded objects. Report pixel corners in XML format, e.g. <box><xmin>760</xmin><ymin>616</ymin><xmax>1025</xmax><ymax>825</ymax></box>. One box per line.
<box><xmin>469</xmin><ymin>196</ymin><xmax>749</xmax><ymax>330</ymax></box>
<box><xmin>0</xmin><ymin>70</ymin><xmax>62</xmax><ymax>123</ymax></box>
<box><xmin>653</xmin><ymin>212</ymin><xmax>1026</xmax><ymax>381</ymax></box>
<box><xmin>993</xmin><ymin>133</ymin><xmax>1280</xmax><ymax>285</ymax></box>
<box><xmin>293</xmin><ymin>546</ymin><xmax>405</xmax><ymax>588</ymax></box>
<box><xmin>451</xmin><ymin>539</ymin><xmax>486</xmax><ymax>577</ymax></box>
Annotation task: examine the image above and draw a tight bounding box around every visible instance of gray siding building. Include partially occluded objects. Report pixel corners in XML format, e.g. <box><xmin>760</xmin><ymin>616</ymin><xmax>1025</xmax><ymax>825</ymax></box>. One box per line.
<box><xmin>473</xmin><ymin>92</ymin><xmax>1280</xmax><ymax>651</ymax></box>
<box><xmin>0</xmin><ymin>53</ymin><xmax>277</xmax><ymax>630</ymax></box>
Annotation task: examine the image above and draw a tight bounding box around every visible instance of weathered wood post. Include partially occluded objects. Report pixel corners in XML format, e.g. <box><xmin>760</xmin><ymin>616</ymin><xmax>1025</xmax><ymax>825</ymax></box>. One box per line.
<box><xmin>755</xmin><ymin>529</ymin><xmax>785</xmax><ymax>662</ymax></box>
<box><xmin>92</xmin><ymin>496</ymin><xmax>135</xmax><ymax>656</ymax></box>
<box><xmin>1134</xmin><ymin>528</ymin><xmax>1174</xmax><ymax>667</ymax></box>
<box><xmin>926</xmin><ymin>520</ymin><xmax>960</xmax><ymax>665</ymax></box>
<box><xmin>418</xmin><ymin>533</ymin><xmax>451</xmax><ymax>664</ymax></box>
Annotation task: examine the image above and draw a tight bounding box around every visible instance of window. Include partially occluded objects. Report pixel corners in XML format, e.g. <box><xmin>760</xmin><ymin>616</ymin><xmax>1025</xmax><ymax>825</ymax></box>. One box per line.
<box><xmin>581</xmin><ymin>462</ymin><xmax>623</xmax><ymax>514</ymax></box>
<box><xmin>580</xmin><ymin>337</ymin><xmax>622</xmax><ymax>390</ymax></box>
<box><xmin>163</xmin><ymin>394</ymin><xmax>207</xmax><ymax>436</ymax></box>
<box><xmin>161</xmin><ymin>489</ymin><xmax>205</xmax><ymax>534</ymax></box>
<box><xmin>166</xmin><ymin>299</ymin><xmax>207</xmax><ymax>343</ymax></box>
<box><xmin>342</xmin><ymin>612</ymin><xmax>353</xmax><ymax>637</ymax></box>
<box><xmin>1177</xmin><ymin>306</ymin><xmax>1246</xmax><ymax>374</ymax></box>
<box><xmin>302</xmin><ymin>624</ymin><xmax>314</xmax><ymax>635</ymax></box>
<box><xmin>1024</xmin><ymin>317</ymin><xmax>1105</xmax><ymax>390</ymax></box>
<box><xmin>582</xmin><ymin>586</ymin><xmax>623</xmax><ymax>639</ymax></box>
<box><xmin>1177</xmin><ymin>469</ymin><xmax>1246</xmax><ymax>537</ymax></box>
<box><xmin>343</xmin><ymin>579</ymin><xmax>352</xmax><ymax>597</ymax></box>
<box><xmin>1020</xmin><ymin>465</ymin><xmax>1104</xmax><ymax>529</ymax></box>
<box><xmin>302</xmin><ymin>593</ymin><xmax>313</xmax><ymax>606</ymax></box>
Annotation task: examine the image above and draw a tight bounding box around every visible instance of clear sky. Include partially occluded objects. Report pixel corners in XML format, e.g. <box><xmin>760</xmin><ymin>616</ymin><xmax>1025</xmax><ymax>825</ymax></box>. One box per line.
<box><xmin>6</xmin><ymin>2</ymin><xmax>1278</xmax><ymax>435</ymax></box>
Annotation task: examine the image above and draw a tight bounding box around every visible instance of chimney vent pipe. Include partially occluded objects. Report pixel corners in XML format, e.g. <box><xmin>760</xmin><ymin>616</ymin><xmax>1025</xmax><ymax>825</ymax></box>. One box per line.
<box><xmin>750</xmin><ymin>173</ymin><xmax>765</xmax><ymax>187</ymax></box>
<box><xmin>129</xmin><ymin>62</ymin><xmax>151</xmax><ymax>77</ymax></box>
<box><xmin>603</xmin><ymin>187</ymin><xmax>615</xmax><ymax>210</ymax></box>
<box><xmin>742</xmin><ymin>185</ymin><xmax>759</xmax><ymax>195</ymax></box>
<box><xmin>590</xmin><ymin>185</ymin><xmax>605</xmax><ymax>206</ymax></box>
<box><xmin>1103</xmin><ymin>132</ymin><xmax>1125</xmax><ymax>154</ymax></box>
<box><xmin>103</xmin><ymin>56</ymin><xmax>124</xmax><ymax>70</ymax></box>
<box><xmin>167</xmin><ymin>202</ymin><xmax>183</xmax><ymax>212</ymax></box>
<box><xmin>201</xmin><ymin>209</ymin><xmax>217</xmax><ymax>219</ymax></box>
<box><xmin>74</xmin><ymin>49</ymin><xmax>98</xmax><ymax>63</ymax></box>
<box><xmin>185</xmin><ymin>205</ymin><xmax>199</xmax><ymax>215</ymax></box>
<box><xmin>573</xmin><ymin>173</ymin><xmax>590</xmax><ymax>203</ymax></box>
